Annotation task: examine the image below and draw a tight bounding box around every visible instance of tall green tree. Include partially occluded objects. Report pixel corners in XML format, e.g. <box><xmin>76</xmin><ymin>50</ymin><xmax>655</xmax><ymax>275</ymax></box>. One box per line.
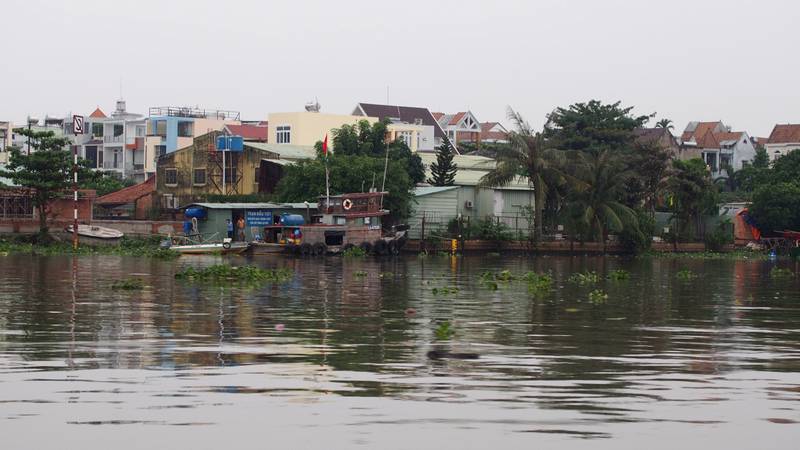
<box><xmin>0</xmin><ymin>129</ymin><xmax>74</xmax><ymax>235</ymax></box>
<box><xmin>565</xmin><ymin>150</ymin><xmax>638</xmax><ymax>250</ymax></box>
<box><xmin>655</xmin><ymin>118</ymin><xmax>674</xmax><ymax>130</ymax></box>
<box><xmin>479</xmin><ymin>108</ymin><xmax>563</xmax><ymax>243</ymax></box>
<box><xmin>749</xmin><ymin>182</ymin><xmax>800</xmax><ymax>234</ymax></box>
<box><xmin>544</xmin><ymin>100</ymin><xmax>653</xmax><ymax>155</ymax></box>
<box><xmin>665</xmin><ymin>158</ymin><xmax>718</xmax><ymax>240</ymax></box>
<box><xmin>331</xmin><ymin>119</ymin><xmax>389</xmax><ymax>157</ymax></box>
<box><xmin>427</xmin><ymin>138</ymin><xmax>458</xmax><ymax>186</ymax></box>
<box><xmin>389</xmin><ymin>140</ymin><xmax>425</xmax><ymax>185</ymax></box>
<box><xmin>275</xmin><ymin>155</ymin><xmax>413</xmax><ymax>224</ymax></box>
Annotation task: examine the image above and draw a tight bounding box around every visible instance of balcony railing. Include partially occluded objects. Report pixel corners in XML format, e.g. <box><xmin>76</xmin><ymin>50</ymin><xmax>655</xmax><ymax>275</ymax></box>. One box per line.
<box><xmin>103</xmin><ymin>161</ymin><xmax>123</xmax><ymax>170</ymax></box>
<box><xmin>104</xmin><ymin>135</ymin><xmax>124</xmax><ymax>144</ymax></box>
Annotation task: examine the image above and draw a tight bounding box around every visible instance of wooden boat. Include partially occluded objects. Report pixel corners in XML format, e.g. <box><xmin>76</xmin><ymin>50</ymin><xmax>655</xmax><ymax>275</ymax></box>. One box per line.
<box><xmin>249</xmin><ymin>191</ymin><xmax>408</xmax><ymax>256</ymax></box>
<box><xmin>162</xmin><ymin>233</ymin><xmax>250</xmax><ymax>255</ymax></box>
<box><xmin>169</xmin><ymin>241</ymin><xmax>250</xmax><ymax>255</ymax></box>
<box><xmin>65</xmin><ymin>224</ymin><xmax>124</xmax><ymax>240</ymax></box>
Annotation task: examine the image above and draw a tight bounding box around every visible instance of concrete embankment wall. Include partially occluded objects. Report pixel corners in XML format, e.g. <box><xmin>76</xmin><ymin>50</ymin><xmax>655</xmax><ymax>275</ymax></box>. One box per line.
<box><xmin>0</xmin><ymin>219</ymin><xmax>182</xmax><ymax>238</ymax></box>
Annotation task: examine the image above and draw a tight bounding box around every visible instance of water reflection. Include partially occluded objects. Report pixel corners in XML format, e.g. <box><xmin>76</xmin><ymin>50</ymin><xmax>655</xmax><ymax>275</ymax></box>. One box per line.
<box><xmin>0</xmin><ymin>253</ymin><xmax>799</xmax><ymax>448</ymax></box>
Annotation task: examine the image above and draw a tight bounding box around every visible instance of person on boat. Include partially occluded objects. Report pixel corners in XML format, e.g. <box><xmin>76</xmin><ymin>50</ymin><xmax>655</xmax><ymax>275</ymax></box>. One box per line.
<box><xmin>226</xmin><ymin>219</ymin><xmax>234</xmax><ymax>239</ymax></box>
<box><xmin>237</xmin><ymin>217</ymin><xmax>246</xmax><ymax>241</ymax></box>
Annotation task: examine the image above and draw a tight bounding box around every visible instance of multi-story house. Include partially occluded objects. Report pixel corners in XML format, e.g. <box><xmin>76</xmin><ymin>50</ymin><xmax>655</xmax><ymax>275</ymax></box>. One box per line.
<box><xmin>11</xmin><ymin>116</ymin><xmax>70</xmax><ymax>154</ymax></box>
<box><xmin>74</xmin><ymin>100</ymin><xmax>149</xmax><ymax>181</ymax></box>
<box><xmin>145</xmin><ymin>106</ymin><xmax>241</xmax><ymax>159</ymax></box>
<box><xmin>268</xmin><ymin>110</ymin><xmax>377</xmax><ymax>148</ymax></box>
<box><xmin>0</xmin><ymin>121</ymin><xmax>12</xmax><ymax>164</ymax></box>
<box><xmin>353</xmin><ymin>103</ymin><xmax>443</xmax><ymax>152</ymax></box>
<box><xmin>432</xmin><ymin>111</ymin><xmax>482</xmax><ymax>150</ymax></box>
<box><xmin>764</xmin><ymin>124</ymin><xmax>800</xmax><ymax>162</ymax></box>
<box><xmin>679</xmin><ymin>121</ymin><xmax>756</xmax><ymax>179</ymax></box>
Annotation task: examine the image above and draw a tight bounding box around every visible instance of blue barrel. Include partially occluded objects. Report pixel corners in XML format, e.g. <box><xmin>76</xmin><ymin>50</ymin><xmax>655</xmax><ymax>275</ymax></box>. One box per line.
<box><xmin>184</xmin><ymin>207</ymin><xmax>207</xmax><ymax>219</ymax></box>
<box><xmin>280</xmin><ymin>213</ymin><xmax>305</xmax><ymax>226</ymax></box>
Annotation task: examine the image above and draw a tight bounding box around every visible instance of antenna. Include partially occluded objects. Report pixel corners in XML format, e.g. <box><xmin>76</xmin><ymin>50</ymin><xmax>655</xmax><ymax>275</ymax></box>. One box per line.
<box><xmin>386</xmin><ymin>86</ymin><xmax>389</xmax><ymax>104</ymax></box>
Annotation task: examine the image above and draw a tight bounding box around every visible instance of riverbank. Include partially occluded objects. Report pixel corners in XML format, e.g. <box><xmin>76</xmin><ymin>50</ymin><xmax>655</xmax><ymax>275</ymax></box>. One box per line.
<box><xmin>0</xmin><ymin>236</ymin><xmax>179</xmax><ymax>259</ymax></box>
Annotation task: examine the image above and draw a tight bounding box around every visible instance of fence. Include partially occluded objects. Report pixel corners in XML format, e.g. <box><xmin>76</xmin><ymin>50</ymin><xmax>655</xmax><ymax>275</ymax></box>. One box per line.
<box><xmin>410</xmin><ymin>212</ymin><xmax>533</xmax><ymax>241</ymax></box>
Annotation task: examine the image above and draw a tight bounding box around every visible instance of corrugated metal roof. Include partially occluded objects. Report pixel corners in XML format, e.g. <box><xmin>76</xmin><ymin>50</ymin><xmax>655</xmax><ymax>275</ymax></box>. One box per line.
<box><xmin>245</xmin><ymin>142</ymin><xmax>317</xmax><ymax>161</ymax></box>
<box><xmin>413</xmin><ymin>186</ymin><xmax>459</xmax><ymax>196</ymax></box>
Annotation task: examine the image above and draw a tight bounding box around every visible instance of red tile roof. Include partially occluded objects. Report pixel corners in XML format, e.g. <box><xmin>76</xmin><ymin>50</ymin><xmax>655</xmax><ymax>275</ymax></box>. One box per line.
<box><xmin>681</xmin><ymin>121</ymin><xmax>724</xmax><ymax>142</ymax></box>
<box><xmin>96</xmin><ymin>177</ymin><xmax>155</xmax><ymax>205</ymax></box>
<box><xmin>89</xmin><ymin>108</ymin><xmax>107</xmax><ymax>118</ymax></box>
<box><xmin>767</xmin><ymin>124</ymin><xmax>800</xmax><ymax>144</ymax></box>
<box><xmin>431</xmin><ymin>112</ymin><xmax>444</xmax><ymax>121</ymax></box>
<box><xmin>449</xmin><ymin>112</ymin><xmax>466</xmax><ymax>126</ymax></box>
<box><xmin>224</xmin><ymin>124</ymin><xmax>268</xmax><ymax>141</ymax></box>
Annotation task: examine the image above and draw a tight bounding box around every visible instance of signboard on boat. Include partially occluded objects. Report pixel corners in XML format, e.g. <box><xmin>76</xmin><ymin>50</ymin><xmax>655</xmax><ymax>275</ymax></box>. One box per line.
<box><xmin>246</xmin><ymin>209</ymin><xmax>273</xmax><ymax>227</ymax></box>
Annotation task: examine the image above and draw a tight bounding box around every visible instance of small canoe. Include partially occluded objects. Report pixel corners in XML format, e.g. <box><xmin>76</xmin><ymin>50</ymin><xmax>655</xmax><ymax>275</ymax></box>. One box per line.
<box><xmin>65</xmin><ymin>224</ymin><xmax>124</xmax><ymax>240</ymax></box>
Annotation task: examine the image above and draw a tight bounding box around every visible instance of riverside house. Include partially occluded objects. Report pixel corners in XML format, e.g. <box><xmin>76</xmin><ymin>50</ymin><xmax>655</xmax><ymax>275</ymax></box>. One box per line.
<box><xmin>764</xmin><ymin>124</ymin><xmax>800</xmax><ymax>162</ymax></box>
<box><xmin>679</xmin><ymin>121</ymin><xmax>756</xmax><ymax>179</ymax></box>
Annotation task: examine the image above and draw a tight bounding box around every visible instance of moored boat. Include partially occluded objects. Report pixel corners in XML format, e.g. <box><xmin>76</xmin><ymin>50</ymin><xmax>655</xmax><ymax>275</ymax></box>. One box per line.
<box><xmin>249</xmin><ymin>191</ymin><xmax>407</xmax><ymax>256</ymax></box>
<box><xmin>161</xmin><ymin>234</ymin><xmax>250</xmax><ymax>255</ymax></box>
<box><xmin>65</xmin><ymin>224</ymin><xmax>124</xmax><ymax>242</ymax></box>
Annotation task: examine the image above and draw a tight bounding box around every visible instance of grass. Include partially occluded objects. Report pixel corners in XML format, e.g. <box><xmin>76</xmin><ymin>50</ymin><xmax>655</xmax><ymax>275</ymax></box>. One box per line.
<box><xmin>588</xmin><ymin>289</ymin><xmax>609</xmax><ymax>304</ymax></box>
<box><xmin>175</xmin><ymin>265</ymin><xmax>293</xmax><ymax>284</ymax></box>
<box><xmin>640</xmin><ymin>249</ymin><xmax>768</xmax><ymax>261</ymax></box>
<box><xmin>0</xmin><ymin>236</ymin><xmax>180</xmax><ymax>259</ymax></box>
<box><xmin>432</xmin><ymin>286</ymin><xmax>459</xmax><ymax>295</ymax></box>
<box><xmin>607</xmin><ymin>269</ymin><xmax>630</xmax><ymax>281</ymax></box>
<box><xmin>353</xmin><ymin>270</ymin><xmax>368</xmax><ymax>277</ymax></box>
<box><xmin>770</xmin><ymin>267</ymin><xmax>795</xmax><ymax>279</ymax></box>
<box><xmin>342</xmin><ymin>246</ymin><xmax>367</xmax><ymax>258</ymax></box>
<box><xmin>111</xmin><ymin>277</ymin><xmax>145</xmax><ymax>290</ymax></box>
<box><xmin>434</xmin><ymin>321</ymin><xmax>455</xmax><ymax>340</ymax></box>
<box><xmin>568</xmin><ymin>271</ymin><xmax>600</xmax><ymax>285</ymax></box>
<box><xmin>676</xmin><ymin>269</ymin><xmax>697</xmax><ymax>280</ymax></box>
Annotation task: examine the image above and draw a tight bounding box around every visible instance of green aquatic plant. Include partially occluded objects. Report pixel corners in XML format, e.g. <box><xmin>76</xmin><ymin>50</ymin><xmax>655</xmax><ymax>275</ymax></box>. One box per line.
<box><xmin>342</xmin><ymin>246</ymin><xmax>367</xmax><ymax>258</ymax></box>
<box><xmin>353</xmin><ymin>270</ymin><xmax>369</xmax><ymax>277</ymax></box>
<box><xmin>770</xmin><ymin>267</ymin><xmax>795</xmax><ymax>279</ymax></box>
<box><xmin>432</xmin><ymin>286</ymin><xmax>459</xmax><ymax>295</ymax></box>
<box><xmin>607</xmin><ymin>269</ymin><xmax>630</xmax><ymax>281</ymax></box>
<box><xmin>111</xmin><ymin>278</ymin><xmax>145</xmax><ymax>290</ymax></box>
<box><xmin>434</xmin><ymin>321</ymin><xmax>455</xmax><ymax>340</ymax></box>
<box><xmin>676</xmin><ymin>269</ymin><xmax>697</xmax><ymax>280</ymax></box>
<box><xmin>588</xmin><ymin>289</ymin><xmax>609</xmax><ymax>303</ymax></box>
<box><xmin>176</xmin><ymin>265</ymin><xmax>293</xmax><ymax>283</ymax></box>
<box><xmin>568</xmin><ymin>271</ymin><xmax>600</xmax><ymax>285</ymax></box>
<box><xmin>0</xmin><ymin>236</ymin><xmax>180</xmax><ymax>259</ymax></box>
<box><xmin>522</xmin><ymin>272</ymin><xmax>553</xmax><ymax>296</ymax></box>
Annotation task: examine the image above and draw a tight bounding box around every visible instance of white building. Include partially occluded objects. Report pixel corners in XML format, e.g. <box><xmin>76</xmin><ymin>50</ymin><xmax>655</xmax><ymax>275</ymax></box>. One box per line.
<box><xmin>74</xmin><ymin>100</ymin><xmax>149</xmax><ymax>181</ymax></box>
<box><xmin>764</xmin><ymin>124</ymin><xmax>800</xmax><ymax>162</ymax></box>
<box><xmin>679</xmin><ymin>121</ymin><xmax>756</xmax><ymax>179</ymax></box>
<box><xmin>353</xmin><ymin>103</ymin><xmax>443</xmax><ymax>152</ymax></box>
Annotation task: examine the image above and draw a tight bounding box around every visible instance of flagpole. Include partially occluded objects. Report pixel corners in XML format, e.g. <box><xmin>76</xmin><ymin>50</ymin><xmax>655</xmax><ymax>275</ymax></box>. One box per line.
<box><xmin>323</xmin><ymin>134</ymin><xmax>330</xmax><ymax>211</ymax></box>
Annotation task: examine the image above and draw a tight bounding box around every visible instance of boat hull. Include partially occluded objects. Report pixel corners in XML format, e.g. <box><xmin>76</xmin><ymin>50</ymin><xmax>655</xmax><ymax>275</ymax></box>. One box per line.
<box><xmin>171</xmin><ymin>242</ymin><xmax>250</xmax><ymax>255</ymax></box>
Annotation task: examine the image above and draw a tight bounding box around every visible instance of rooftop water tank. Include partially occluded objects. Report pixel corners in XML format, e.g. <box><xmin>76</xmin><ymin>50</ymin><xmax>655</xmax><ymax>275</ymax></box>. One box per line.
<box><xmin>280</xmin><ymin>213</ymin><xmax>305</xmax><ymax>226</ymax></box>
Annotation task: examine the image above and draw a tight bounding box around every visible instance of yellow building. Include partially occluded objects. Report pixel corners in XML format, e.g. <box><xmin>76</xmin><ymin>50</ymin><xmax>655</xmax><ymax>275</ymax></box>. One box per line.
<box><xmin>156</xmin><ymin>131</ymin><xmax>281</xmax><ymax>209</ymax></box>
<box><xmin>267</xmin><ymin>112</ymin><xmax>377</xmax><ymax>147</ymax></box>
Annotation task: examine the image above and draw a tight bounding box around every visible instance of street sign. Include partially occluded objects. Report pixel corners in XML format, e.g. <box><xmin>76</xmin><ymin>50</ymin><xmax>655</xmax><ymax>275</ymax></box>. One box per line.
<box><xmin>72</xmin><ymin>115</ymin><xmax>85</xmax><ymax>135</ymax></box>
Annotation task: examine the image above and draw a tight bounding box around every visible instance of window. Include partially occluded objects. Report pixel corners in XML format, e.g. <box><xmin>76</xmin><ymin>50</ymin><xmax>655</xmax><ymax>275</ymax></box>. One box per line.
<box><xmin>156</xmin><ymin>145</ymin><xmax>167</xmax><ymax>157</ymax></box>
<box><xmin>85</xmin><ymin>146</ymin><xmax>99</xmax><ymax>168</ymax></box>
<box><xmin>149</xmin><ymin>120</ymin><xmax>167</xmax><ymax>137</ymax></box>
<box><xmin>91</xmin><ymin>122</ymin><xmax>103</xmax><ymax>137</ymax></box>
<box><xmin>135</xmin><ymin>126</ymin><xmax>145</xmax><ymax>137</ymax></box>
<box><xmin>276</xmin><ymin>125</ymin><xmax>291</xmax><ymax>144</ymax></box>
<box><xmin>177</xmin><ymin>121</ymin><xmax>193</xmax><ymax>137</ymax></box>
<box><xmin>254</xmin><ymin>168</ymin><xmax>260</xmax><ymax>184</ymax></box>
<box><xmin>165</xmin><ymin>168</ymin><xmax>178</xmax><ymax>185</ymax></box>
<box><xmin>414</xmin><ymin>118</ymin><xmax>423</xmax><ymax>125</ymax></box>
<box><xmin>193</xmin><ymin>168</ymin><xmax>206</xmax><ymax>185</ymax></box>
<box><xmin>398</xmin><ymin>131</ymin><xmax>413</xmax><ymax>148</ymax></box>
<box><xmin>113</xmin><ymin>124</ymin><xmax>123</xmax><ymax>137</ymax></box>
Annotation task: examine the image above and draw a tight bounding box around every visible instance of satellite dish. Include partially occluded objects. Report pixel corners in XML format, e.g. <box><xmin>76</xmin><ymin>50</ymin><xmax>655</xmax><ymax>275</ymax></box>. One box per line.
<box><xmin>304</xmin><ymin>99</ymin><xmax>321</xmax><ymax>113</ymax></box>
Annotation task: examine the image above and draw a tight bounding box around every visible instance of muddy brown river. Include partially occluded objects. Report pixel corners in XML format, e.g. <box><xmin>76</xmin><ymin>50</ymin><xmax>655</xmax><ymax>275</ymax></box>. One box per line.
<box><xmin>0</xmin><ymin>253</ymin><xmax>798</xmax><ymax>449</ymax></box>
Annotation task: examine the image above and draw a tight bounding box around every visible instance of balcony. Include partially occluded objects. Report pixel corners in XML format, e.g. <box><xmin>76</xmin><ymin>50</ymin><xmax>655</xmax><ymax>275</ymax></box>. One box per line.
<box><xmin>104</xmin><ymin>135</ymin><xmax>124</xmax><ymax>144</ymax></box>
<box><xmin>102</xmin><ymin>161</ymin><xmax>123</xmax><ymax>170</ymax></box>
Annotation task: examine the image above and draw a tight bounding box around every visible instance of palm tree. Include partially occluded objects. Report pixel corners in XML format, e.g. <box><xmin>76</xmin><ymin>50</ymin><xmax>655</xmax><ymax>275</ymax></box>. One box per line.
<box><xmin>655</xmin><ymin>118</ymin><xmax>674</xmax><ymax>130</ymax></box>
<box><xmin>479</xmin><ymin>108</ymin><xmax>563</xmax><ymax>243</ymax></box>
<box><xmin>565</xmin><ymin>149</ymin><xmax>638</xmax><ymax>251</ymax></box>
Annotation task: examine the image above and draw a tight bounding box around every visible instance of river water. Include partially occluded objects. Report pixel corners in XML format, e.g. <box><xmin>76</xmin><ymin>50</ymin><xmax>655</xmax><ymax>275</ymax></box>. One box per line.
<box><xmin>0</xmin><ymin>253</ymin><xmax>798</xmax><ymax>449</ymax></box>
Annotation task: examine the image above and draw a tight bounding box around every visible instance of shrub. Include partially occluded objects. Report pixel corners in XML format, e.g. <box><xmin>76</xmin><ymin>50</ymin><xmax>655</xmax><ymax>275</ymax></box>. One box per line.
<box><xmin>704</xmin><ymin>219</ymin><xmax>733</xmax><ymax>251</ymax></box>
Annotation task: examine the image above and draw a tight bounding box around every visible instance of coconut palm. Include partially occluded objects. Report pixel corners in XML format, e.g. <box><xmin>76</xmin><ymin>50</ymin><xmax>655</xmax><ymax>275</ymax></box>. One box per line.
<box><xmin>479</xmin><ymin>108</ymin><xmax>563</xmax><ymax>243</ymax></box>
<box><xmin>655</xmin><ymin>118</ymin><xmax>674</xmax><ymax>130</ymax></box>
<box><xmin>565</xmin><ymin>149</ymin><xmax>638</xmax><ymax>251</ymax></box>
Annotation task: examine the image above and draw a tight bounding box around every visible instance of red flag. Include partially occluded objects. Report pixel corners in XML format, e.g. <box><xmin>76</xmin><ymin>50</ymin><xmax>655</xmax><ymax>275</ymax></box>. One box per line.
<box><xmin>322</xmin><ymin>134</ymin><xmax>328</xmax><ymax>156</ymax></box>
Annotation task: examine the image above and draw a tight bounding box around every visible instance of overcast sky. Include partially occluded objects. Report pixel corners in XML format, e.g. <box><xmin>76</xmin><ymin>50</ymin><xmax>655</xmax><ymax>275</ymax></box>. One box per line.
<box><xmin>2</xmin><ymin>0</ymin><xmax>798</xmax><ymax>137</ymax></box>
